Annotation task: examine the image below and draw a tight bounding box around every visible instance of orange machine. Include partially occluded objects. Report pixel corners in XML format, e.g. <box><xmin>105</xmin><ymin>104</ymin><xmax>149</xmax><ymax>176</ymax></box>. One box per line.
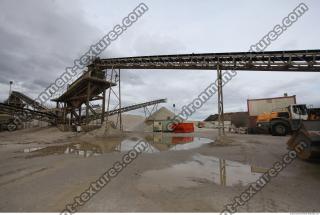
<box><xmin>287</xmin><ymin>120</ymin><xmax>320</xmax><ymax>160</ymax></box>
<box><xmin>256</xmin><ymin>104</ymin><xmax>308</xmax><ymax>136</ymax></box>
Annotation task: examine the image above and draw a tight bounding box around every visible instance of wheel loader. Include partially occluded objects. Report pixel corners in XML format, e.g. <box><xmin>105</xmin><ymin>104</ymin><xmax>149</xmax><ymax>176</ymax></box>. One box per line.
<box><xmin>286</xmin><ymin>120</ymin><xmax>320</xmax><ymax>160</ymax></box>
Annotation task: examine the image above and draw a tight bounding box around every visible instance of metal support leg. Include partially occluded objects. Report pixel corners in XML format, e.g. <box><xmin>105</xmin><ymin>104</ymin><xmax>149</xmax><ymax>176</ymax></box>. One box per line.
<box><xmin>70</xmin><ymin>111</ymin><xmax>73</xmax><ymax>125</ymax></box>
<box><xmin>63</xmin><ymin>102</ymin><xmax>66</xmax><ymax>124</ymax></box>
<box><xmin>217</xmin><ymin>65</ymin><xmax>225</xmax><ymax>136</ymax></box>
<box><xmin>119</xmin><ymin>69</ymin><xmax>123</xmax><ymax>131</ymax></box>
<box><xmin>86</xmin><ymin>81</ymin><xmax>91</xmax><ymax>124</ymax></box>
<box><xmin>101</xmin><ymin>89</ymin><xmax>106</xmax><ymax>124</ymax></box>
<box><xmin>78</xmin><ymin>106</ymin><xmax>82</xmax><ymax>125</ymax></box>
<box><xmin>106</xmin><ymin>68</ymin><xmax>114</xmax><ymax>125</ymax></box>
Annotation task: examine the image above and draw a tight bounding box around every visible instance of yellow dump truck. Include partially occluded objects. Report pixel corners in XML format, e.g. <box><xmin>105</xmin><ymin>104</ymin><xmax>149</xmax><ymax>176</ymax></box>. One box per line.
<box><xmin>256</xmin><ymin>104</ymin><xmax>309</xmax><ymax>136</ymax></box>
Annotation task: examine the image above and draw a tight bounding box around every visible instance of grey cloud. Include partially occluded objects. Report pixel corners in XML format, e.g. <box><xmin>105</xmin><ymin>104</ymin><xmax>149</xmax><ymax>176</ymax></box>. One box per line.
<box><xmin>0</xmin><ymin>0</ymin><xmax>102</xmax><ymax>99</ymax></box>
<box><xmin>0</xmin><ymin>0</ymin><xmax>319</xmax><ymax>119</ymax></box>
<box><xmin>132</xmin><ymin>33</ymin><xmax>187</xmax><ymax>56</ymax></box>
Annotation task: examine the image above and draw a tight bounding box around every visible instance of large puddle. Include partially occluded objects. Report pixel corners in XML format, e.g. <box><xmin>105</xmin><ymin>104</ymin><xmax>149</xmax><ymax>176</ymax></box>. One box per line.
<box><xmin>22</xmin><ymin>135</ymin><xmax>213</xmax><ymax>158</ymax></box>
<box><xmin>121</xmin><ymin>136</ymin><xmax>212</xmax><ymax>153</ymax></box>
<box><xmin>137</xmin><ymin>154</ymin><xmax>267</xmax><ymax>190</ymax></box>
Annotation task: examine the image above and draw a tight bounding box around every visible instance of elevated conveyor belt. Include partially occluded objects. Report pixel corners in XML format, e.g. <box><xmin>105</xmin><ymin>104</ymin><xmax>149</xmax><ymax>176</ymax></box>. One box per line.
<box><xmin>0</xmin><ymin>103</ymin><xmax>57</xmax><ymax>124</ymax></box>
<box><xmin>6</xmin><ymin>91</ymin><xmax>48</xmax><ymax>111</ymax></box>
<box><xmin>0</xmin><ymin>98</ymin><xmax>166</xmax><ymax>125</ymax></box>
<box><xmin>87</xmin><ymin>99</ymin><xmax>166</xmax><ymax>122</ymax></box>
<box><xmin>90</xmin><ymin>49</ymin><xmax>320</xmax><ymax>72</ymax></box>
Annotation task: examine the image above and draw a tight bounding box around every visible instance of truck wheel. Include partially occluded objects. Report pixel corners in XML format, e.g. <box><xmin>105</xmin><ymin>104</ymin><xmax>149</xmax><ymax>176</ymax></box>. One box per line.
<box><xmin>272</xmin><ymin>123</ymin><xmax>288</xmax><ymax>136</ymax></box>
<box><xmin>7</xmin><ymin>123</ymin><xmax>17</xmax><ymax>131</ymax></box>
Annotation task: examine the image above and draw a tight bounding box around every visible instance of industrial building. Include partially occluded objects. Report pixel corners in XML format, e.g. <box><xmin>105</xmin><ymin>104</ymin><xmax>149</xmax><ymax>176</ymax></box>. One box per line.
<box><xmin>247</xmin><ymin>94</ymin><xmax>296</xmax><ymax>116</ymax></box>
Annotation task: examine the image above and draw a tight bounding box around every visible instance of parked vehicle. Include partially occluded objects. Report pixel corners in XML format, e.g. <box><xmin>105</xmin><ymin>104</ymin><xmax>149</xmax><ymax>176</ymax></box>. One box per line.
<box><xmin>256</xmin><ymin>104</ymin><xmax>309</xmax><ymax>136</ymax></box>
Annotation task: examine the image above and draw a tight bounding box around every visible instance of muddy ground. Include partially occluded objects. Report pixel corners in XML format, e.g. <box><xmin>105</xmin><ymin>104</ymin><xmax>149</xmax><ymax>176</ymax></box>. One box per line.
<box><xmin>0</xmin><ymin>126</ymin><xmax>319</xmax><ymax>212</ymax></box>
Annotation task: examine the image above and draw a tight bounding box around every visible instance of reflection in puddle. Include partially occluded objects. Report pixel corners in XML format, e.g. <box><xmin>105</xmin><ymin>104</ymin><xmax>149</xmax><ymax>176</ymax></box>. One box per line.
<box><xmin>23</xmin><ymin>135</ymin><xmax>213</xmax><ymax>158</ymax></box>
<box><xmin>170</xmin><ymin>137</ymin><xmax>212</xmax><ymax>151</ymax></box>
<box><xmin>138</xmin><ymin>154</ymin><xmax>268</xmax><ymax>191</ymax></box>
<box><xmin>23</xmin><ymin>147</ymin><xmax>45</xmax><ymax>153</ymax></box>
<box><xmin>116</xmin><ymin>139</ymin><xmax>158</xmax><ymax>153</ymax></box>
<box><xmin>119</xmin><ymin>136</ymin><xmax>212</xmax><ymax>153</ymax></box>
<box><xmin>23</xmin><ymin>143</ymin><xmax>103</xmax><ymax>158</ymax></box>
<box><xmin>64</xmin><ymin>143</ymin><xmax>102</xmax><ymax>157</ymax></box>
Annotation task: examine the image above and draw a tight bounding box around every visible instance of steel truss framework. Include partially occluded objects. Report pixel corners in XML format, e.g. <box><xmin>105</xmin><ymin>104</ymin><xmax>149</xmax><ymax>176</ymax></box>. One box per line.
<box><xmin>105</xmin><ymin>67</ymin><xmax>123</xmax><ymax>130</ymax></box>
<box><xmin>52</xmin><ymin>69</ymin><xmax>114</xmax><ymax>126</ymax></box>
<box><xmin>90</xmin><ymin>50</ymin><xmax>320</xmax><ymax>72</ymax></box>
<box><xmin>104</xmin><ymin>68</ymin><xmax>164</xmax><ymax>130</ymax></box>
<box><xmin>88</xmin><ymin>99</ymin><xmax>167</xmax><ymax>123</ymax></box>
<box><xmin>143</xmin><ymin>103</ymin><xmax>160</xmax><ymax>118</ymax></box>
<box><xmin>89</xmin><ymin>49</ymin><xmax>320</xmax><ymax>136</ymax></box>
<box><xmin>2</xmin><ymin>91</ymin><xmax>55</xmax><ymax>125</ymax></box>
<box><xmin>0</xmin><ymin>103</ymin><xmax>57</xmax><ymax>124</ymax></box>
<box><xmin>0</xmin><ymin>99</ymin><xmax>166</xmax><ymax>127</ymax></box>
<box><xmin>6</xmin><ymin>91</ymin><xmax>48</xmax><ymax>111</ymax></box>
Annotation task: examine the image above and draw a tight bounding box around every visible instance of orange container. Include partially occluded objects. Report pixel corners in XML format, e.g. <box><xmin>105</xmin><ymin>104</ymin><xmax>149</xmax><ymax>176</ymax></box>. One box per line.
<box><xmin>173</xmin><ymin>123</ymin><xmax>194</xmax><ymax>133</ymax></box>
<box><xmin>171</xmin><ymin>136</ymin><xmax>194</xmax><ymax>144</ymax></box>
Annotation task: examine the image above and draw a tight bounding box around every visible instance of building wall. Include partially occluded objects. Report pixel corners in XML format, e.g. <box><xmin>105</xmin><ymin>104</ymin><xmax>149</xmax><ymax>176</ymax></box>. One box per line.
<box><xmin>247</xmin><ymin>95</ymin><xmax>296</xmax><ymax>116</ymax></box>
<box><xmin>230</xmin><ymin>112</ymin><xmax>249</xmax><ymax>127</ymax></box>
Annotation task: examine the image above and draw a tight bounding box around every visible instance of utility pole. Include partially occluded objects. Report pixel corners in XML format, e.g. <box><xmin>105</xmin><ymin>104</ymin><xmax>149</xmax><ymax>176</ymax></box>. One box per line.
<box><xmin>217</xmin><ymin>64</ymin><xmax>225</xmax><ymax>137</ymax></box>
<box><xmin>8</xmin><ymin>81</ymin><xmax>13</xmax><ymax>104</ymax></box>
<box><xmin>119</xmin><ymin>69</ymin><xmax>123</xmax><ymax>131</ymax></box>
<box><xmin>9</xmin><ymin>81</ymin><xmax>13</xmax><ymax>96</ymax></box>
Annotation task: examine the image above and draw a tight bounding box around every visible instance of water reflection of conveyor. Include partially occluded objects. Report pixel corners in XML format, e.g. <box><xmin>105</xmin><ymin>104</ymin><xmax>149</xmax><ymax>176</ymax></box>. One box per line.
<box><xmin>25</xmin><ymin>142</ymin><xmax>105</xmax><ymax>158</ymax></box>
<box><xmin>114</xmin><ymin>135</ymin><xmax>212</xmax><ymax>153</ymax></box>
<box><xmin>138</xmin><ymin>154</ymin><xmax>269</xmax><ymax>190</ymax></box>
<box><xmin>24</xmin><ymin>135</ymin><xmax>214</xmax><ymax>158</ymax></box>
<box><xmin>24</xmin><ymin>140</ymin><xmax>268</xmax><ymax>187</ymax></box>
<box><xmin>64</xmin><ymin>142</ymin><xmax>103</xmax><ymax>157</ymax></box>
<box><xmin>219</xmin><ymin>159</ymin><xmax>226</xmax><ymax>186</ymax></box>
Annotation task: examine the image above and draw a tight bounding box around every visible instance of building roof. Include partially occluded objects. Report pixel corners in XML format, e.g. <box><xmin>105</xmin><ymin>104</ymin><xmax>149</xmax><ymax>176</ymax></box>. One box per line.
<box><xmin>247</xmin><ymin>95</ymin><xmax>296</xmax><ymax>102</ymax></box>
<box><xmin>204</xmin><ymin>112</ymin><xmax>239</xmax><ymax>121</ymax></box>
<box><xmin>204</xmin><ymin>112</ymin><xmax>248</xmax><ymax>121</ymax></box>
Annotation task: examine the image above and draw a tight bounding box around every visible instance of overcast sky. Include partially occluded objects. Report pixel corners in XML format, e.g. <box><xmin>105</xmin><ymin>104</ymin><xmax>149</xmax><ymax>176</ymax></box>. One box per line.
<box><xmin>0</xmin><ymin>0</ymin><xmax>319</xmax><ymax>120</ymax></box>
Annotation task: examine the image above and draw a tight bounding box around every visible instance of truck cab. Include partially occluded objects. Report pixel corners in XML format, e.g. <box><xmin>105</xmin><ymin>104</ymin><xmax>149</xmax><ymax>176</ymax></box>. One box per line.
<box><xmin>289</xmin><ymin>104</ymin><xmax>308</xmax><ymax>120</ymax></box>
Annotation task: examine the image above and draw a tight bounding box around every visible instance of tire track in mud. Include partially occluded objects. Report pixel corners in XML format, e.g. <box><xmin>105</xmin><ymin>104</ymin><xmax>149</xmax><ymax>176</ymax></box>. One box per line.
<box><xmin>244</xmin><ymin>192</ymin><xmax>278</xmax><ymax>212</ymax></box>
<box><xmin>0</xmin><ymin>167</ymin><xmax>48</xmax><ymax>187</ymax></box>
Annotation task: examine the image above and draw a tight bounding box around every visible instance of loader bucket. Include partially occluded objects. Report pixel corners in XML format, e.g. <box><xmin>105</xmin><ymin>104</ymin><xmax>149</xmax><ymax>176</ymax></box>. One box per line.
<box><xmin>287</xmin><ymin>120</ymin><xmax>320</xmax><ymax>160</ymax></box>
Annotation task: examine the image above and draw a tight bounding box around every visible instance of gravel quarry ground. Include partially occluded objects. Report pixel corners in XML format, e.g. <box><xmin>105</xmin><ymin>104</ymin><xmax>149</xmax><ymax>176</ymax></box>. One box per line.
<box><xmin>0</xmin><ymin>126</ymin><xmax>319</xmax><ymax>212</ymax></box>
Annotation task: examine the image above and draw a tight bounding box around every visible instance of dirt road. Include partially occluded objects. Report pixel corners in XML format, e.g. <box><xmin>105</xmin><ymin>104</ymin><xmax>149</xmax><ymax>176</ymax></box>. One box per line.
<box><xmin>0</xmin><ymin>127</ymin><xmax>319</xmax><ymax>212</ymax></box>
